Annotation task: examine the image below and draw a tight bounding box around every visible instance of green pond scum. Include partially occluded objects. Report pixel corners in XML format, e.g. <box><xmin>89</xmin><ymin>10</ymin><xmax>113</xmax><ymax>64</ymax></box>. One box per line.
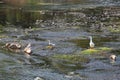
<box><xmin>52</xmin><ymin>54</ymin><xmax>89</xmax><ymax>63</ymax></box>
<box><xmin>81</xmin><ymin>47</ymin><xmax>112</xmax><ymax>54</ymax></box>
<box><xmin>51</xmin><ymin>47</ymin><xmax>112</xmax><ymax>62</ymax></box>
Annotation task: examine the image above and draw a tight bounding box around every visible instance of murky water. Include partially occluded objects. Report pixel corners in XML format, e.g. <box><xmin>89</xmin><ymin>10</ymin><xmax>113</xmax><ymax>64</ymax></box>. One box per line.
<box><xmin>0</xmin><ymin>0</ymin><xmax>120</xmax><ymax>80</ymax></box>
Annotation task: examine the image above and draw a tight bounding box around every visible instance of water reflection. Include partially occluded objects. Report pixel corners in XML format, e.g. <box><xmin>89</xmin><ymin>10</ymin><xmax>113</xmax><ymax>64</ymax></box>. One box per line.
<box><xmin>0</xmin><ymin>0</ymin><xmax>120</xmax><ymax>28</ymax></box>
<box><xmin>3</xmin><ymin>0</ymin><xmax>26</xmax><ymax>6</ymax></box>
<box><xmin>1</xmin><ymin>6</ymin><xmax>120</xmax><ymax>29</ymax></box>
<box><xmin>0</xmin><ymin>8</ymin><xmax>43</xmax><ymax>27</ymax></box>
<box><xmin>2</xmin><ymin>0</ymin><xmax>120</xmax><ymax>6</ymax></box>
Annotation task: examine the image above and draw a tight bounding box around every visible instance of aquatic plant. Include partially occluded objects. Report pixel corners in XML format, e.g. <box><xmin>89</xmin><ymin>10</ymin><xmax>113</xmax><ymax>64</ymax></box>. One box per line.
<box><xmin>81</xmin><ymin>49</ymin><xmax>99</xmax><ymax>54</ymax></box>
<box><xmin>52</xmin><ymin>54</ymin><xmax>89</xmax><ymax>63</ymax></box>
<box><xmin>51</xmin><ymin>54</ymin><xmax>88</xmax><ymax>72</ymax></box>
<box><xmin>81</xmin><ymin>47</ymin><xmax>112</xmax><ymax>54</ymax></box>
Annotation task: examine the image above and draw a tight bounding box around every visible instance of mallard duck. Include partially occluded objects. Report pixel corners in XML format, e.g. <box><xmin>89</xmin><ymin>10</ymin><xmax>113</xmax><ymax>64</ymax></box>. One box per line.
<box><xmin>24</xmin><ymin>43</ymin><xmax>32</xmax><ymax>54</ymax></box>
<box><xmin>5</xmin><ymin>42</ymin><xmax>21</xmax><ymax>49</ymax></box>
<box><xmin>109</xmin><ymin>54</ymin><xmax>116</xmax><ymax>63</ymax></box>
<box><xmin>89</xmin><ymin>36</ymin><xmax>95</xmax><ymax>49</ymax></box>
<box><xmin>46</xmin><ymin>40</ymin><xmax>55</xmax><ymax>50</ymax></box>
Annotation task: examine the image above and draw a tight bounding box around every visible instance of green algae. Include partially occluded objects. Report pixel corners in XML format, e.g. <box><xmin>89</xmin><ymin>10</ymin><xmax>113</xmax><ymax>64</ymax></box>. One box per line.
<box><xmin>81</xmin><ymin>49</ymin><xmax>99</xmax><ymax>54</ymax></box>
<box><xmin>81</xmin><ymin>47</ymin><xmax>112</xmax><ymax>54</ymax></box>
<box><xmin>52</xmin><ymin>54</ymin><xmax>89</xmax><ymax>63</ymax></box>
<box><xmin>51</xmin><ymin>54</ymin><xmax>88</xmax><ymax>73</ymax></box>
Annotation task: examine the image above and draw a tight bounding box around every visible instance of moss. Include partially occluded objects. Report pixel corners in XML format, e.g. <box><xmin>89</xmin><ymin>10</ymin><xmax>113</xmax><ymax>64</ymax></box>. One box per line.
<box><xmin>81</xmin><ymin>49</ymin><xmax>99</xmax><ymax>54</ymax></box>
<box><xmin>98</xmin><ymin>47</ymin><xmax>112</xmax><ymax>51</ymax></box>
<box><xmin>51</xmin><ymin>54</ymin><xmax>88</xmax><ymax>72</ymax></box>
<box><xmin>81</xmin><ymin>47</ymin><xmax>112</xmax><ymax>54</ymax></box>
<box><xmin>52</xmin><ymin>47</ymin><xmax>112</xmax><ymax>62</ymax></box>
<box><xmin>52</xmin><ymin>54</ymin><xmax>89</xmax><ymax>63</ymax></box>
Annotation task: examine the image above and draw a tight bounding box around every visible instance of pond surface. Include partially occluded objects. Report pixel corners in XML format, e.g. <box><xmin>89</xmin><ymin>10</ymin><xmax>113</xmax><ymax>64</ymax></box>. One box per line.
<box><xmin>0</xmin><ymin>1</ymin><xmax>120</xmax><ymax>80</ymax></box>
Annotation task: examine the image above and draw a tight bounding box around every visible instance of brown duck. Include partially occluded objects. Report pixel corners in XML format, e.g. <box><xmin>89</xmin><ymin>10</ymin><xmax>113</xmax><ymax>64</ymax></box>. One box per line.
<box><xmin>5</xmin><ymin>42</ymin><xmax>21</xmax><ymax>49</ymax></box>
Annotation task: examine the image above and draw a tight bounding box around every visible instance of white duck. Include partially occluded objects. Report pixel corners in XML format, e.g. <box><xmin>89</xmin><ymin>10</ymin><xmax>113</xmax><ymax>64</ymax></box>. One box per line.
<box><xmin>89</xmin><ymin>36</ymin><xmax>95</xmax><ymax>49</ymax></box>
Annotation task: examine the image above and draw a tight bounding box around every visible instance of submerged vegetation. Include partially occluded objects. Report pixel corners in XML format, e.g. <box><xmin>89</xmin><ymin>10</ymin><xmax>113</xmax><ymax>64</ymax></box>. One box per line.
<box><xmin>51</xmin><ymin>47</ymin><xmax>112</xmax><ymax>64</ymax></box>
<box><xmin>52</xmin><ymin>54</ymin><xmax>89</xmax><ymax>63</ymax></box>
<box><xmin>51</xmin><ymin>54</ymin><xmax>88</xmax><ymax>72</ymax></box>
<box><xmin>81</xmin><ymin>47</ymin><xmax>112</xmax><ymax>54</ymax></box>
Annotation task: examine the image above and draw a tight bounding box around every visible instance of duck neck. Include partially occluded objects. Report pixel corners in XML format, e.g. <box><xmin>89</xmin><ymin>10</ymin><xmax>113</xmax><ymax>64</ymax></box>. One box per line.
<box><xmin>90</xmin><ymin>37</ymin><xmax>93</xmax><ymax>43</ymax></box>
<box><xmin>48</xmin><ymin>40</ymin><xmax>51</xmax><ymax>45</ymax></box>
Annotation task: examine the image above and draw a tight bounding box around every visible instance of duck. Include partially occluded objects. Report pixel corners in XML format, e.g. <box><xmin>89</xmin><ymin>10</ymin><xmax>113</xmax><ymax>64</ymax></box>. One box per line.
<box><xmin>109</xmin><ymin>54</ymin><xmax>116</xmax><ymax>63</ymax></box>
<box><xmin>48</xmin><ymin>40</ymin><xmax>55</xmax><ymax>46</ymax></box>
<box><xmin>24</xmin><ymin>43</ymin><xmax>32</xmax><ymax>54</ymax></box>
<box><xmin>34</xmin><ymin>77</ymin><xmax>44</xmax><ymax>80</ymax></box>
<box><xmin>89</xmin><ymin>36</ymin><xmax>95</xmax><ymax>49</ymax></box>
<box><xmin>46</xmin><ymin>40</ymin><xmax>55</xmax><ymax>50</ymax></box>
<box><xmin>5</xmin><ymin>42</ymin><xmax>21</xmax><ymax>49</ymax></box>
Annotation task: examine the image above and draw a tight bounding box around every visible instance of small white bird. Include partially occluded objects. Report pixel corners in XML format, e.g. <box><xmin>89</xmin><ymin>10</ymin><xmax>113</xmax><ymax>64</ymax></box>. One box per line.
<box><xmin>89</xmin><ymin>36</ymin><xmax>95</xmax><ymax>49</ymax></box>
<box><xmin>48</xmin><ymin>40</ymin><xmax>55</xmax><ymax>46</ymax></box>
<box><xmin>46</xmin><ymin>40</ymin><xmax>55</xmax><ymax>50</ymax></box>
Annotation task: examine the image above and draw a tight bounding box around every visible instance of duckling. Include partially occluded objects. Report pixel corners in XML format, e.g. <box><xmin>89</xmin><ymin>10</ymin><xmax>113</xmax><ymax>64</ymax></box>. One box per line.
<box><xmin>109</xmin><ymin>54</ymin><xmax>116</xmax><ymax>63</ymax></box>
<box><xmin>46</xmin><ymin>40</ymin><xmax>55</xmax><ymax>50</ymax></box>
<box><xmin>89</xmin><ymin>36</ymin><xmax>95</xmax><ymax>49</ymax></box>
<box><xmin>24</xmin><ymin>43</ymin><xmax>32</xmax><ymax>54</ymax></box>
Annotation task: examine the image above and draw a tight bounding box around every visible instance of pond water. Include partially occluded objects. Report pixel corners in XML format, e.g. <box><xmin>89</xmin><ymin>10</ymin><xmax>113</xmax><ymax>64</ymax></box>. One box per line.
<box><xmin>0</xmin><ymin>0</ymin><xmax>120</xmax><ymax>80</ymax></box>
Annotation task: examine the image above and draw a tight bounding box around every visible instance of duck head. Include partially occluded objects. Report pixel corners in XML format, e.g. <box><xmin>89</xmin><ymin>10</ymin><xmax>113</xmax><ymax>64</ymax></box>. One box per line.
<box><xmin>110</xmin><ymin>54</ymin><xmax>116</xmax><ymax>63</ymax></box>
